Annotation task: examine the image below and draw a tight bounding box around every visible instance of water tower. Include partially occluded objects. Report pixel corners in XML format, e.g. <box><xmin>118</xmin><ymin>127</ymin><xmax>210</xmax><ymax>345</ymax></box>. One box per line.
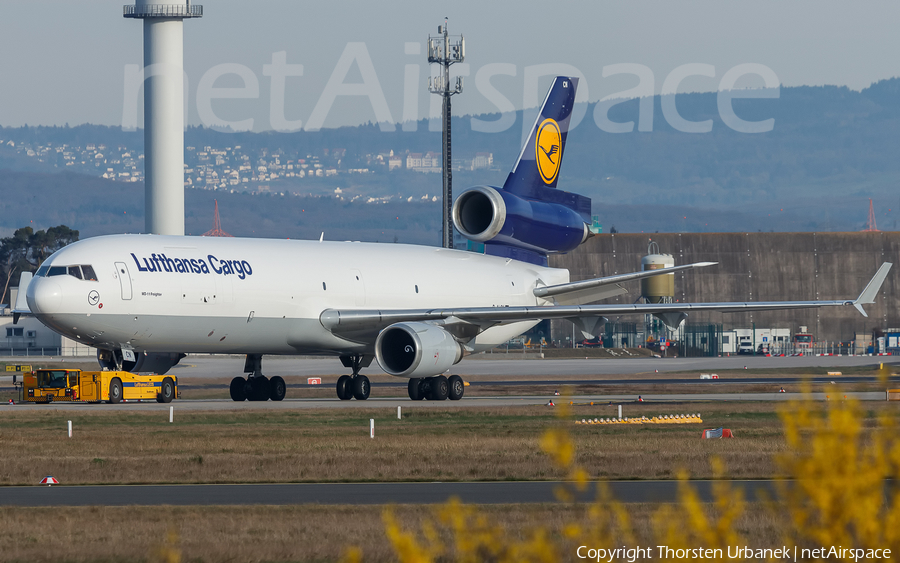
<box><xmin>641</xmin><ymin>241</ymin><xmax>675</xmax><ymax>304</ymax></box>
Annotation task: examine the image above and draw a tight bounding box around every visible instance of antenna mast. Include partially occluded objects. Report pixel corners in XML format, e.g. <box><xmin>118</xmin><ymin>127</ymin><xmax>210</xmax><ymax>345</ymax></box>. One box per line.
<box><xmin>427</xmin><ymin>18</ymin><xmax>465</xmax><ymax>249</ymax></box>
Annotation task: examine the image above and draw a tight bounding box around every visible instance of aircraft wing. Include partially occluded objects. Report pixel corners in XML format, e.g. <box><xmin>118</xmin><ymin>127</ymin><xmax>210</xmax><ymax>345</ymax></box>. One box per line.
<box><xmin>321</xmin><ymin>262</ymin><xmax>892</xmax><ymax>343</ymax></box>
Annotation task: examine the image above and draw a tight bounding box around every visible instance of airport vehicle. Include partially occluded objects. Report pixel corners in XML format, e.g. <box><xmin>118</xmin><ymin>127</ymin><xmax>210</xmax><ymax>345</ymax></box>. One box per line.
<box><xmin>793</xmin><ymin>327</ymin><xmax>814</xmax><ymax>352</ymax></box>
<box><xmin>23</xmin><ymin>368</ymin><xmax>176</xmax><ymax>404</ymax></box>
<box><xmin>18</xmin><ymin>77</ymin><xmax>892</xmax><ymax>402</ymax></box>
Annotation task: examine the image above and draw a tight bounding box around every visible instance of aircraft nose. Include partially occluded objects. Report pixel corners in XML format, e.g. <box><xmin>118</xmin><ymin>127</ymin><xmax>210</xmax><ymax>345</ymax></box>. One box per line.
<box><xmin>27</xmin><ymin>278</ymin><xmax>62</xmax><ymax>315</ymax></box>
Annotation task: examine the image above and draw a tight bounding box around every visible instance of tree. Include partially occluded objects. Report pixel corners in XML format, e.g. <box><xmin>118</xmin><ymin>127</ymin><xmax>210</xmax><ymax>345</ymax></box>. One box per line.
<box><xmin>0</xmin><ymin>225</ymin><xmax>79</xmax><ymax>306</ymax></box>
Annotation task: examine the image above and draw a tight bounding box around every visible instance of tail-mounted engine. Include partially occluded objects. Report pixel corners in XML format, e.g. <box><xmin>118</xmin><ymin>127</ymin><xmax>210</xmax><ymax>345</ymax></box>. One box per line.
<box><xmin>452</xmin><ymin>186</ymin><xmax>590</xmax><ymax>255</ymax></box>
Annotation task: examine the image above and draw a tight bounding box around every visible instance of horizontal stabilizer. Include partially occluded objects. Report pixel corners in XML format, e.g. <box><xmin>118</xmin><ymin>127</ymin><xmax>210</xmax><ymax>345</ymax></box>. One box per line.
<box><xmin>534</xmin><ymin>262</ymin><xmax>716</xmax><ymax>306</ymax></box>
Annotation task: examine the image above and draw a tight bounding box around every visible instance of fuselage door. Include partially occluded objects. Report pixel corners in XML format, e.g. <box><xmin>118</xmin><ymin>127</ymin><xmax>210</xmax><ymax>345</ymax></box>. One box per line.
<box><xmin>115</xmin><ymin>261</ymin><xmax>133</xmax><ymax>300</ymax></box>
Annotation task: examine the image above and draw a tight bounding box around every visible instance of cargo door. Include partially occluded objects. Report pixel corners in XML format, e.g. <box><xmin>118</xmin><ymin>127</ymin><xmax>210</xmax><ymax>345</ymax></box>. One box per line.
<box><xmin>114</xmin><ymin>262</ymin><xmax>133</xmax><ymax>300</ymax></box>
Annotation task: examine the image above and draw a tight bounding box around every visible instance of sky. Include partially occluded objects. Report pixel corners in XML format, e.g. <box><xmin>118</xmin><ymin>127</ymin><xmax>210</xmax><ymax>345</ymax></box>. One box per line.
<box><xmin>1</xmin><ymin>0</ymin><xmax>899</xmax><ymax>131</ymax></box>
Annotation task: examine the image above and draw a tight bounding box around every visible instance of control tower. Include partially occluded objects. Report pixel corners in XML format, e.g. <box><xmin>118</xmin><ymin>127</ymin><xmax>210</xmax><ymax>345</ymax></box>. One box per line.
<box><xmin>124</xmin><ymin>1</ymin><xmax>203</xmax><ymax>236</ymax></box>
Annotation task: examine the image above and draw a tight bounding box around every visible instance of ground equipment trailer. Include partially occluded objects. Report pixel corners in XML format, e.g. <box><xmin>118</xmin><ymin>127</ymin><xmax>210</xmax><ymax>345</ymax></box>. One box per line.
<box><xmin>23</xmin><ymin>369</ymin><xmax>177</xmax><ymax>404</ymax></box>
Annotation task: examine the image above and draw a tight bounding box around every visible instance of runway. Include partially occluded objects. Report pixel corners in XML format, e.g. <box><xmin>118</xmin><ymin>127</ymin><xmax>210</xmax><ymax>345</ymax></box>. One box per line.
<box><xmin>3</xmin><ymin>355</ymin><xmax>895</xmax><ymax>410</ymax></box>
<box><xmin>3</xmin><ymin>354</ymin><xmax>896</xmax><ymax>386</ymax></box>
<box><xmin>162</xmin><ymin>354</ymin><xmax>900</xmax><ymax>379</ymax></box>
<box><xmin>0</xmin><ymin>480</ymin><xmax>778</xmax><ymax>507</ymax></box>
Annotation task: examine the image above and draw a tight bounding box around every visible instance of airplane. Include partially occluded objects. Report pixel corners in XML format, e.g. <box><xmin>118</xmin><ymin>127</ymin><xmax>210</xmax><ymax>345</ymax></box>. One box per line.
<box><xmin>18</xmin><ymin>76</ymin><xmax>892</xmax><ymax>402</ymax></box>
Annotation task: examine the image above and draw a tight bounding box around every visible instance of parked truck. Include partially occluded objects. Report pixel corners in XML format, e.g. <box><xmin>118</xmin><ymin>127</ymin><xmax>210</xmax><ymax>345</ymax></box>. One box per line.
<box><xmin>23</xmin><ymin>369</ymin><xmax>177</xmax><ymax>404</ymax></box>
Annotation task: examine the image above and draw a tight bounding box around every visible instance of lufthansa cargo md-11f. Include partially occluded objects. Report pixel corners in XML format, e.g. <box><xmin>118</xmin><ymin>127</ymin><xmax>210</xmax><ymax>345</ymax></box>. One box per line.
<box><xmin>22</xmin><ymin>78</ymin><xmax>891</xmax><ymax>402</ymax></box>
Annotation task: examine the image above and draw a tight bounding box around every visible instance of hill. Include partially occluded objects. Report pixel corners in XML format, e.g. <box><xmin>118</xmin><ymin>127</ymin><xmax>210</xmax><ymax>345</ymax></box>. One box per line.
<box><xmin>2</xmin><ymin>78</ymin><xmax>900</xmax><ymax>235</ymax></box>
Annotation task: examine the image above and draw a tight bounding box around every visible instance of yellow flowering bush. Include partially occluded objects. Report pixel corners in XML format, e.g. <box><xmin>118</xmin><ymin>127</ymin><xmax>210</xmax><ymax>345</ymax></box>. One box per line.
<box><xmin>362</xmin><ymin>391</ymin><xmax>900</xmax><ymax>563</ymax></box>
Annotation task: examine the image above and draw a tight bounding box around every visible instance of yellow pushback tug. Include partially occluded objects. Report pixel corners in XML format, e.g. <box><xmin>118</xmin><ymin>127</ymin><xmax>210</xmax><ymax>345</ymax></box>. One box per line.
<box><xmin>23</xmin><ymin>369</ymin><xmax>177</xmax><ymax>404</ymax></box>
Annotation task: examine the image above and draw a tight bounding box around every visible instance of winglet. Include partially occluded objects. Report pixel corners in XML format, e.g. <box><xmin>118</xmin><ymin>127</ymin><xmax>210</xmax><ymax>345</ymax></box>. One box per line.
<box><xmin>853</xmin><ymin>262</ymin><xmax>892</xmax><ymax>317</ymax></box>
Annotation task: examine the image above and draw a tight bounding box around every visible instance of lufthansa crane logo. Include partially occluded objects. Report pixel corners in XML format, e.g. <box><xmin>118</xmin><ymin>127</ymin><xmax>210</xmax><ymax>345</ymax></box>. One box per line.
<box><xmin>535</xmin><ymin>118</ymin><xmax>562</xmax><ymax>184</ymax></box>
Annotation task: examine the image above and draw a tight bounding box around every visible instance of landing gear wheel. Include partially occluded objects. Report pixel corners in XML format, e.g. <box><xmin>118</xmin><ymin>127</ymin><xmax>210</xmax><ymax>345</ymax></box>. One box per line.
<box><xmin>336</xmin><ymin>375</ymin><xmax>353</xmax><ymax>400</ymax></box>
<box><xmin>269</xmin><ymin>376</ymin><xmax>286</xmax><ymax>401</ymax></box>
<box><xmin>416</xmin><ymin>378</ymin><xmax>429</xmax><ymax>401</ymax></box>
<box><xmin>408</xmin><ymin>378</ymin><xmax>422</xmax><ymax>400</ymax></box>
<box><xmin>157</xmin><ymin>377</ymin><xmax>175</xmax><ymax>403</ymax></box>
<box><xmin>230</xmin><ymin>377</ymin><xmax>247</xmax><ymax>401</ymax></box>
<box><xmin>249</xmin><ymin>376</ymin><xmax>270</xmax><ymax>401</ymax></box>
<box><xmin>108</xmin><ymin>378</ymin><xmax>123</xmax><ymax>404</ymax></box>
<box><xmin>448</xmin><ymin>375</ymin><xmax>464</xmax><ymax>401</ymax></box>
<box><xmin>429</xmin><ymin>375</ymin><xmax>449</xmax><ymax>401</ymax></box>
<box><xmin>352</xmin><ymin>375</ymin><xmax>370</xmax><ymax>400</ymax></box>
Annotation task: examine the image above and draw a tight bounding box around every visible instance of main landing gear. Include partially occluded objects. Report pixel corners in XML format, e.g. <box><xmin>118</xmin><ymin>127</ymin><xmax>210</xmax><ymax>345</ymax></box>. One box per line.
<box><xmin>336</xmin><ymin>355</ymin><xmax>372</xmax><ymax>400</ymax></box>
<box><xmin>407</xmin><ymin>375</ymin><xmax>464</xmax><ymax>401</ymax></box>
<box><xmin>230</xmin><ymin>354</ymin><xmax>286</xmax><ymax>402</ymax></box>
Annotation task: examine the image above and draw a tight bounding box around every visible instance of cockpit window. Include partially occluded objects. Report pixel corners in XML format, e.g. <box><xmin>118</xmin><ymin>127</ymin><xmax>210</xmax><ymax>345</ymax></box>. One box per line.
<box><xmin>39</xmin><ymin>264</ymin><xmax>98</xmax><ymax>281</ymax></box>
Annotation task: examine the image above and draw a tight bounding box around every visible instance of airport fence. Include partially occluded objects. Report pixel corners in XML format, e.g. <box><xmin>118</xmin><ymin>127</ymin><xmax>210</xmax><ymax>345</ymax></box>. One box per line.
<box><xmin>0</xmin><ymin>347</ymin><xmax>95</xmax><ymax>358</ymax></box>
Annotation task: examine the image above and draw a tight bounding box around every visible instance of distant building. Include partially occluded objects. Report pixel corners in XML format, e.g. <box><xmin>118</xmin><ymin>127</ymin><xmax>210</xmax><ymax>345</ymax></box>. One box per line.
<box><xmin>474</xmin><ymin>152</ymin><xmax>493</xmax><ymax>169</ymax></box>
<box><xmin>406</xmin><ymin>153</ymin><xmax>423</xmax><ymax>169</ymax></box>
<box><xmin>407</xmin><ymin>151</ymin><xmax>441</xmax><ymax>173</ymax></box>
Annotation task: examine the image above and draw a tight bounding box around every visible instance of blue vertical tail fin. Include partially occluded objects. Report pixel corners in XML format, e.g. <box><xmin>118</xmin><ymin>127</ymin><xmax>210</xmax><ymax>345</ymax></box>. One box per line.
<box><xmin>452</xmin><ymin>76</ymin><xmax>592</xmax><ymax>267</ymax></box>
<box><xmin>502</xmin><ymin>76</ymin><xmax>590</xmax><ymax>220</ymax></box>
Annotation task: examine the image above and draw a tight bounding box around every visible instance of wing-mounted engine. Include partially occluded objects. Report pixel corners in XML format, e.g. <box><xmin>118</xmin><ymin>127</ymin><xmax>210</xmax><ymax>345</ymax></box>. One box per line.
<box><xmin>375</xmin><ymin>322</ymin><xmax>463</xmax><ymax>378</ymax></box>
<box><xmin>452</xmin><ymin>186</ymin><xmax>590</xmax><ymax>256</ymax></box>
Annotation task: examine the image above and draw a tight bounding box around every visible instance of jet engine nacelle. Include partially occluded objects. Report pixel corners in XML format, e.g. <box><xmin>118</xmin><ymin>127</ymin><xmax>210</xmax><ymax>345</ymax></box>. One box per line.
<box><xmin>98</xmin><ymin>349</ymin><xmax>185</xmax><ymax>375</ymax></box>
<box><xmin>375</xmin><ymin>322</ymin><xmax>463</xmax><ymax>378</ymax></box>
<box><xmin>452</xmin><ymin>186</ymin><xmax>589</xmax><ymax>254</ymax></box>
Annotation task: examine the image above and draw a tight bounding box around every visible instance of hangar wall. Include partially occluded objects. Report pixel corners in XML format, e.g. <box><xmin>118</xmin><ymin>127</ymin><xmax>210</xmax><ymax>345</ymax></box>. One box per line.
<box><xmin>549</xmin><ymin>232</ymin><xmax>900</xmax><ymax>343</ymax></box>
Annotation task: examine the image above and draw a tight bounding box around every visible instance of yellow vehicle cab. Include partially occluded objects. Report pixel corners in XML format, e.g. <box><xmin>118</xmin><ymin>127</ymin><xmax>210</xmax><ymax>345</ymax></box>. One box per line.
<box><xmin>24</xmin><ymin>369</ymin><xmax>177</xmax><ymax>404</ymax></box>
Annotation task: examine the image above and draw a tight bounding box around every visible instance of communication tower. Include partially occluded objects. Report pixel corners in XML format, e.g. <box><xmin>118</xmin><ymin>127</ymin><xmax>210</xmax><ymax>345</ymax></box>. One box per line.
<box><xmin>202</xmin><ymin>200</ymin><xmax>233</xmax><ymax>237</ymax></box>
<box><xmin>427</xmin><ymin>18</ymin><xmax>465</xmax><ymax>248</ymax></box>
<box><xmin>124</xmin><ymin>1</ymin><xmax>203</xmax><ymax>236</ymax></box>
<box><xmin>862</xmin><ymin>198</ymin><xmax>880</xmax><ymax>232</ymax></box>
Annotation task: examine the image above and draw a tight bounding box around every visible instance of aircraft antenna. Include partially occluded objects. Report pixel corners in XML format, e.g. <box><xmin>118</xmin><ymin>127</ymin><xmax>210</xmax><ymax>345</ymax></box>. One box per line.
<box><xmin>428</xmin><ymin>18</ymin><xmax>465</xmax><ymax>249</ymax></box>
<box><xmin>203</xmin><ymin>200</ymin><xmax>233</xmax><ymax>237</ymax></box>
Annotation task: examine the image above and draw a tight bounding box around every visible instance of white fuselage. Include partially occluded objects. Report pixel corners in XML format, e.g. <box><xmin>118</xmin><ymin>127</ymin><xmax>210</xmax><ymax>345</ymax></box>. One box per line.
<box><xmin>26</xmin><ymin>235</ymin><xmax>569</xmax><ymax>360</ymax></box>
